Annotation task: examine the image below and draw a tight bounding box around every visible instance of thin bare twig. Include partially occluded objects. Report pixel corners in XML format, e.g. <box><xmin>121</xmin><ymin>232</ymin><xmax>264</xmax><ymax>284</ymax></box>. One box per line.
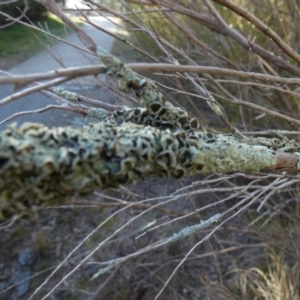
<box><xmin>0</xmin><ymin>0</ymin><xmax>28</xmax><ymax>29</ymax></box>
<box><xmin>3</xmin><ymin>64</ymin><xmax>300</xmax><ymax>87</ymax></box>
<box><xmin>212</xmin><ymin>0</ymin><xmax>300</xmax><ymax>64</ymax></box>
<box><xmin>39</xmin><ymin>0</ymin><xmax>97</xmax><ymax>53</ymax></box>
<box><xmin>0</xmin><ymin>66</ymin><xmax>106</xmax><ymax>89</ymax></box>
<box><xmin>0</xmin><ymin>11</ymin><xmax>93</xmax><ymax>55</ymax></box>
<box><xmin>0</xmin><ymin>104</ymin><xmax>69</xmax><ymax>125</ymax></box>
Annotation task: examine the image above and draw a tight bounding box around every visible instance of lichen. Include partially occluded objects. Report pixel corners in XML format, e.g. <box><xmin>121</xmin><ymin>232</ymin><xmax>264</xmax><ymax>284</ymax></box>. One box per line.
<box><xmin>0</xmin><ymin>48</ymin><xmax>293</xmax><ymax>222</ymax></box>
<box><xmin>192</xmin><ymin>134</ymin><xmax>277</xmax><ymax>173</ymax></box>
<box><xmin>168</xmin><ymin>213</ymin><xmax>221</xmax><ymax>243</ymax></box>
<box><xmin>97</xmin><ymin>46</ymin><xmax>201</xmax><ymax>131</ymax></box>
<box><xmin>0</xmin><ymin>122</ymin><xmax>277</xmax><ymax>221</ymax></box>
<box><xmin>295</xmin><ymin>153</ymin><xmax>300</xmax><ymax>170</ymax></box>
<box><xmin>53</xmin><ymin>87</ymin><xmax>78</xmax><ymax>102</ymax></box>
<box><xmin>247</xmin><ymin>136</ymin><xmax>300</xmax><ymax>152</ymax></box>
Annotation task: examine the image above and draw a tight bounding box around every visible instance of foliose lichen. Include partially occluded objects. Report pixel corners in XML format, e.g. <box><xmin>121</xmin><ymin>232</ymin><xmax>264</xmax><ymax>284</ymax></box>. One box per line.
<box><xmin>97</xmin><ymin>46</ymin><xmax>201</xmax><ymax>131</ymax></box>
<box><xmin>0</xmin><ymin>47</ymin><xmax>291</xmax><ymax>222</ymax></box>
<box><xmin>0</xmin><ymin>122</ymin><xmax>277</xmax><ymax>221</ymax></box>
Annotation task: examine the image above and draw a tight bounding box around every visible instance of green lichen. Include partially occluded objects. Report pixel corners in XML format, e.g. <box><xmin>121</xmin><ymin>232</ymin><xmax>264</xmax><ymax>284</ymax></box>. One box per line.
<box><xmin>296</xmin><ymin>153</ymin><xmax>300</xmax><ymax>170</ymax></box>
<box><xmin>53</xmin><ymin>87</ymin><xmax>78</xmax><ymax>102</ymax></box>
<box><xmin>86</xmin><ymin>107</ymin><xmax>107</xmax><ymax>119</ymax></box>
<box><xmin>247</xmin><ymin>136</ymin><xmax>300</xmax><ymax>152</ymax></box>
<box><xmin>97</xmin><ymin>46</ymin><xmax>201</xmax><ymax>131</ymax></box>
<box><xmin>192</xmin><ymin>134</ymin><xmax>277</xmax><ymax>173</ymax></box>
<box><xmin>0</xmin><ymin>121</ymin><xmax>277</xmax><ymax>221</ymax></box>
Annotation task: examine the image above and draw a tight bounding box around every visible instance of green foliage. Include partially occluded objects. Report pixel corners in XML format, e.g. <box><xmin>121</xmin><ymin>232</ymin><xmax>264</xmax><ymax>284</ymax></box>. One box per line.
<box><xmin>0</xmin><ymin>12</ymin><xmax>69</xmax><ymax>57</ymax></box>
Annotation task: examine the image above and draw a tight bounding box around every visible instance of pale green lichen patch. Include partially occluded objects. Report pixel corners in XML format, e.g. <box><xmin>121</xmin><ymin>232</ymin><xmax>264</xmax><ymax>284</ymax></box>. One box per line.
<box><xmin>105</xmin><ymin>103</ymin><xmax>200</xmax><ymax>131</ymax></box>
<box><xmin>295</xmin><ymin>153</ymin><xmax>300</xmax><ymax>170</ymax></box>
<box><xmin>0</xmin><ymin>122</ymin><xmax>191</xmax><ymax>220</ymax></box>
<box><xmin>86</xmin><ymin>107</ymin><xmax>107</xmax><ymax>119</ymax></box>
<box><xmin>247</xmin><ymin>136</ymin><xmax>300</xmax><ymax>152</ymax></box>
<box><xmin>53</xmin><ymin>87</ymin><xmax>78</xmax><ymax>102</ymax></box>
<box><xmin>192</xmin><ymin>134</ymin><xmax>277</xmax><ymax>173</ymax></box>
<box><xmin>0</xmin><ymin>121</ymin><xmax>277</xmax><ymax>221</ymax></box>
<box><xmin>97</xmin><ymin>46</ymin><xmax>201</xmax><ymax>131</ymax></box>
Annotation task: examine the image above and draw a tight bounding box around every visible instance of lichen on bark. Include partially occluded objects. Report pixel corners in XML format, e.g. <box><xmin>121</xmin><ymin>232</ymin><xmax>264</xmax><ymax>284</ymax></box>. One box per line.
<box><xmin>97</xmin><ymin>47</ymin><xmax>201</xmax><ymax>131</ymax></box>
<box><xmin>0</xmin><ymin>121</ymin><xmax>277</xmax><ymax>221</ymax></box>
<box><xmin>0</xmin><ymin>47</ymin><xmax>298</xmax><ymax>222</ymax></box>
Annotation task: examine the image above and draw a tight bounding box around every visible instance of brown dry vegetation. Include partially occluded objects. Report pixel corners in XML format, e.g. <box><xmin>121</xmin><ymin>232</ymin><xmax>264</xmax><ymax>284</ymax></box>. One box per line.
<box><xmin>1</xmin><ymin>0</ymin><xmax>300</xmax><ymax>299</ymax></box>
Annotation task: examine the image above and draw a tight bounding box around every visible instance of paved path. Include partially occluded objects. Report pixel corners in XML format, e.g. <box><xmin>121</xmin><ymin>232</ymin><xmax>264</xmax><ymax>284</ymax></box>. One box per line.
<box><xmin>0</xmin><ymin>16</ymin><xmax>119</xmax><ymax>129</ymax></box>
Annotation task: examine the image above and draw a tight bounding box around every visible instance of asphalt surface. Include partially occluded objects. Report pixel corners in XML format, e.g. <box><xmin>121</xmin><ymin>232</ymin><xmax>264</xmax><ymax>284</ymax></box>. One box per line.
<box><xmin>0</xmin><ymin>16</ymin><xmax>119</xmax><ymax>130</ymax></box>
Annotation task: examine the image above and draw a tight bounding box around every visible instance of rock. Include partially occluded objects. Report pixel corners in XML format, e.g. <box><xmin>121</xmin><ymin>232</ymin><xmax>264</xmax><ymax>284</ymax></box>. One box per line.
<box><xmin>12</xmin><ymin>269</ymin><xmax>31</xmax><ymax>297</ymax></box>
<box><xmin>18</xmin><ymin>249</ymin><xmax>37</xmax><ymax>266</ymax></box>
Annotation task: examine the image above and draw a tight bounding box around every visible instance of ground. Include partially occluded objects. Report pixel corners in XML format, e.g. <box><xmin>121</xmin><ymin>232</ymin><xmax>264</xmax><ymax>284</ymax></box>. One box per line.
<box><xmin>1</xmin><ymin>175</ymin><xmax>263</xmax><ymax>300</ymax></box>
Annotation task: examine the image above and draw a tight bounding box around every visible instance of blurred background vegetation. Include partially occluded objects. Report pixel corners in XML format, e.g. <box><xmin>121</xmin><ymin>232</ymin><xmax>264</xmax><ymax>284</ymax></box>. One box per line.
<box><xmin>0</xmin><ymin>0</ymin><xmax>76</xmax><ymax>69</ymax></box>
<box><xmin>0</xmin><ymin>0</ymin><xmax>47</xmax><ymax>25</ymax></box>
<box><xmin>110</xmin><ymin>0</ymin><xmax>300</xmax><ymax>133</ymax></box>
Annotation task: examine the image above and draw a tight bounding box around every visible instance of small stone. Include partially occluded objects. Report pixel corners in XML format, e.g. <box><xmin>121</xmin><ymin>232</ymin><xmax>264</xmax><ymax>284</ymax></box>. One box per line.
<box><xmin>12</xmin><ymin>270</ymin><xmax>31</xmax><ymax>297</ymax></box>
<box><xmin>18</xmin><ymin>249</ymin><xmax>37</xmax><ymax>266</ymax></box>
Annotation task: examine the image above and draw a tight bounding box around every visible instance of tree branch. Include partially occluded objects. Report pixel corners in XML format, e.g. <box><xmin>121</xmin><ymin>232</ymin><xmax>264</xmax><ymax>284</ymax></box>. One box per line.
<box><xmin>1</xmin><ymin>120</ymin><xmax>298</xmax><ymax>221</ymax></box>
<box><xmin>211</xmin><ymin>0</ymin><xmax>300</xmax><ymax>64</ymax></box>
